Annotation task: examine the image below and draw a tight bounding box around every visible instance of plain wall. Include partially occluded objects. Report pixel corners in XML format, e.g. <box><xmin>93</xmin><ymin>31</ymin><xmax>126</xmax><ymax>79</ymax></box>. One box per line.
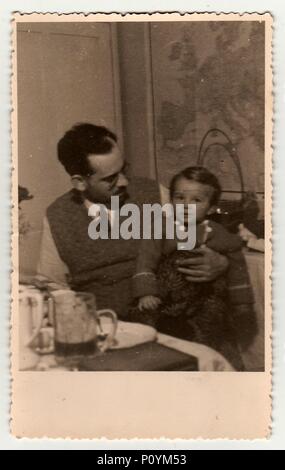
<box><xmin>18</xmin><ymin>22</ymin><xmax>121</xmax><ymax>275</ymax></box>
<box><xmin>117</xmin><ymin>23</ymin><xmax>157</xmax><ymax>180</ymax></box>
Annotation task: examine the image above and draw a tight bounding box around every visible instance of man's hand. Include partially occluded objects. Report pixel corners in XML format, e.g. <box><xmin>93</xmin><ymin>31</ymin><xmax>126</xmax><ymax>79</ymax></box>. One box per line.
<box><xmin>176</xmin><ymin>246</ymin><xmax>229</xmax><ymax>282</ymax></box>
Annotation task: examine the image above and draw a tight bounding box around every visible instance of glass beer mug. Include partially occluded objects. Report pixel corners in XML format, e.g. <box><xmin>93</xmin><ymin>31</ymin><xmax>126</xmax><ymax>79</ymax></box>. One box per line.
<box><xmin>49</xmin><ymin>290</ymin><xmax>118</xmax><ymax>363</ymax></box>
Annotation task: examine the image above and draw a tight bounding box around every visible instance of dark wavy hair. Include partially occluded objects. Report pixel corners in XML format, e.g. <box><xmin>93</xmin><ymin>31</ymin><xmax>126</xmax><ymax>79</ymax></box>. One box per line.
<box><xmin>169</xmin><ymin>166</ymin><xmax>222</xmax><ymax>206</ymax></box>
<box><xmin>57</xmin><ymin>123</ymin><xmax>117</xmax><ymax>176</ymax></box>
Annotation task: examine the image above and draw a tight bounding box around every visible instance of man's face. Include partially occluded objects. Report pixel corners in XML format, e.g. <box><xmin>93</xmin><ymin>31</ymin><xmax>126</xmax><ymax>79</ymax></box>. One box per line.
<box><xmin>83</xmin><ymin>144</ymin><xmax>129</xmax><ymax>205</ymax></box>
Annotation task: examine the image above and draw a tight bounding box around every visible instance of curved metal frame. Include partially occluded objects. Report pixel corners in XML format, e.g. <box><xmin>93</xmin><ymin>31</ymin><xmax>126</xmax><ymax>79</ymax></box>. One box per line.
<box><xmin>197</xmin><ymin>128</ymin><xmax>245</xmax><ymax>195</ymax></box>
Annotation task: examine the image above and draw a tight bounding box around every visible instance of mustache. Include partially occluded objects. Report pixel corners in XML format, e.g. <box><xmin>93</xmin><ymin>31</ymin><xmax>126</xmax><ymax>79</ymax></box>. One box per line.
<box><xmin>112</xmin><ymin>189</ymin><xmax>130</xmax><ymax>204</ymax></box>
<box><xmin>112</xmin><ymin>188</ymin><xmax>129</xmax><ymax>197</ymax></box>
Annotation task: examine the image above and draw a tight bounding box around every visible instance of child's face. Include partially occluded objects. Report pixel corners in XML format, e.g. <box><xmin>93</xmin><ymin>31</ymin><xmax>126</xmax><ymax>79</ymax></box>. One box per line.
<box><xmin>172</xmin><ymin>177</ymin><xmax>216</xmax><ymax>223</ymax></box>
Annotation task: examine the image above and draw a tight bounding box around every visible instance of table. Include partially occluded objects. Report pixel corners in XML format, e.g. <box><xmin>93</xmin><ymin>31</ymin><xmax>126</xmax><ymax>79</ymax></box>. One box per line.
<box><xmin>157</xmin><ymin>333</ymin><xmax>234</xmax><ymax>371</ymax></box>
<box><xmin>34</xmin><ymin>328</ymin><xmax>234</xmax><ymax>372</ymax></box>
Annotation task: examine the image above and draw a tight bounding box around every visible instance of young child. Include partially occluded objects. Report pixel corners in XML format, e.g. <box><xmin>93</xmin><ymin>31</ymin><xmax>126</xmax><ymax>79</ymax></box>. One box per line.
<box><xmin>129</xmin><ymin>166</ymin><xmax>257</xmax><ymax>370</ymax></box>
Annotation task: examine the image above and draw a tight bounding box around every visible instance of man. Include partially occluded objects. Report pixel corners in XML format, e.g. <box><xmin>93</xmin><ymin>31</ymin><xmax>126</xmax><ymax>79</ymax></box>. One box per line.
<box><xmin>38</xmin><ymin>123</ymin><xmax>229</xmax><ymax>319</ymax></box>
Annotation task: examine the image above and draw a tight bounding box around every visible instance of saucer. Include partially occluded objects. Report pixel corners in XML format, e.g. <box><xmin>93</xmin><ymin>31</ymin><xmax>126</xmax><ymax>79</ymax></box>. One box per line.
<box><xmin>100</xmin><ymin>319</ymin><xmax>157</xmax><ymax>349</ymax></box>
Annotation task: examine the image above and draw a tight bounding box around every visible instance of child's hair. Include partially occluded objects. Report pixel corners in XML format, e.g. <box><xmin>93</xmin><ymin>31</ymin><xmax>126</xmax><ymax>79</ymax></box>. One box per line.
<box><xmin>169</xmin><ymin>166</ymin><xmax>222</xmax><ymax>206</ymax></box>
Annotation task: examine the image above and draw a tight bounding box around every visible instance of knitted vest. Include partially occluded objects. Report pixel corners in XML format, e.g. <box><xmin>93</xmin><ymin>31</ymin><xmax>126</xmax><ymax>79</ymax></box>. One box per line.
<box><xmin>47</xmin><ymin>177</ymin><xmax>161</xmax><ymax>317</ymax></box>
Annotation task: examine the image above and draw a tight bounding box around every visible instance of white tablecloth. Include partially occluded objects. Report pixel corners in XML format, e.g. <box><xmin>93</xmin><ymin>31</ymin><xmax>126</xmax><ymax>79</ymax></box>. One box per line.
<box><xmin>157</xmin><ymin>334</ymin><xmax>234</xmax><ymax>371</ymax></box>
<box><xmin>35</xmin><ymin>331</ymin><xmax>234</xmax><ymax>372</ymax></box>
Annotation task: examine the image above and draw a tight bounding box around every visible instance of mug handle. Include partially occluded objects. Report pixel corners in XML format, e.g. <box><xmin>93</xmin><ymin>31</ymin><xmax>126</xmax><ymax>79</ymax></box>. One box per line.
<box><xmin>47</xmin><ymin>296</ymin><xmax>54</xmax><ymax>326</ymax></box>
<box><xmin>23</xmin><ymin>292</ymin><xmax>44</xmax><ymax>347</ymax></box>
<box><xmin>97</xmin><ymin>309</ymin><xmax>118</xmax><ymax>352</ymax></box>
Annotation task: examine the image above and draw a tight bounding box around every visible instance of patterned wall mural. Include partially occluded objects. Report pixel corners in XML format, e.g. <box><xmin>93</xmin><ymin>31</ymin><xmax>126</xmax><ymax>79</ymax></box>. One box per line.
<box><xmin>150</xmin><ymin>21</ymin><xmax>265</xmax><ymax>195</ymax></box>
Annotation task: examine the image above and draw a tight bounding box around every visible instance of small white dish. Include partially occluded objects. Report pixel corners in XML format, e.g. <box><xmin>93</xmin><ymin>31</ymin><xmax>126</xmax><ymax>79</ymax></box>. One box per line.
<box><xmin>100</xmin><ymin>318</ymin><xmax>157</xmax><ymax>349</ymax></box>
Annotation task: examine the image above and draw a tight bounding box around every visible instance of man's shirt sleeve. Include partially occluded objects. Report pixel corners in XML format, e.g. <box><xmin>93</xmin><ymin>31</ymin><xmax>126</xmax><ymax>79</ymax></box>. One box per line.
<box><xmin>37</xmin><ymin>216</ymin><xmax>69</xmax><ymax>287</ymax></box>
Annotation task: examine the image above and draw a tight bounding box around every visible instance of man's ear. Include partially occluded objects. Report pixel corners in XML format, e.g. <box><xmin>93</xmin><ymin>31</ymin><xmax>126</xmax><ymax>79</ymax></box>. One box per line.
<box><xmin>71</xmin><ymin>175</ymin><xmax>87</xmax><ymax>192</ymax></box>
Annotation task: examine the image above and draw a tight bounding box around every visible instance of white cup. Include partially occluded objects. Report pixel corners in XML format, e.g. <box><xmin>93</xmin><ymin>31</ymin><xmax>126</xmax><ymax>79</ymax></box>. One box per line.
<box><xmin>19</xmin><ymin>287</ymin><xmax>44</xmax><ymax>370</ymax></box>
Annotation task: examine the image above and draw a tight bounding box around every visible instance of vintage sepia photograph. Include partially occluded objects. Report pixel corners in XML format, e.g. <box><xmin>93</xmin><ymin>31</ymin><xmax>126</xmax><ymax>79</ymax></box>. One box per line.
<box><xmin>15</xmin><ymin>17</ymin><xmax>267</xmax><ymax>372</ymax></box>
<box><xmin>11</xmin><ymin>12</ymin><xmax>272</xmax><ymax>439</ymax></box>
